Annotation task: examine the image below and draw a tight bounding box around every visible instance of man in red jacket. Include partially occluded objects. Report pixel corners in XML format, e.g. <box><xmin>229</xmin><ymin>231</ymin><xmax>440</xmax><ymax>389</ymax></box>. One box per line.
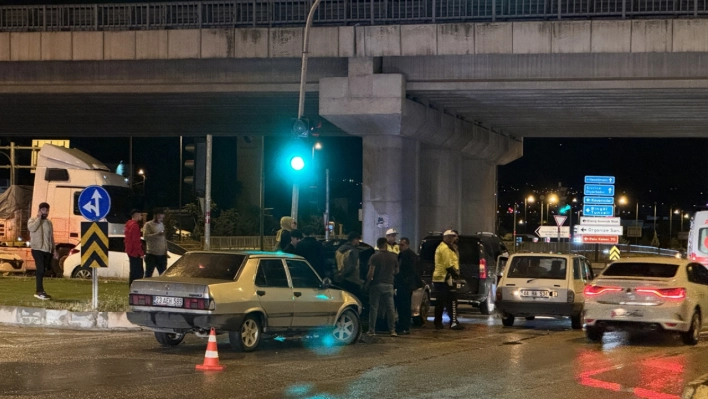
<box><xmin>125</xmin><ymin>209</ymin><xmax>145</xmax><ymax>286</ymax></box>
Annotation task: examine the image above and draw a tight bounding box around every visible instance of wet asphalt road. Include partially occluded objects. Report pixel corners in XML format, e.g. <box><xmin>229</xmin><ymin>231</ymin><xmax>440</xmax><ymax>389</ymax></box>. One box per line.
<box><xmin>1</xmin><ymin>308</ymin><xmax>707</xmax><ymax>399</ymax></box>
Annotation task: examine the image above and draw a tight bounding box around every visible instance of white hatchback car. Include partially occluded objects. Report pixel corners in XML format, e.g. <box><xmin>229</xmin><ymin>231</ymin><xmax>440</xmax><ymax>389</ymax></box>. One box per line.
<box><xmin>62</xmin><ymin>236</ymin><xmax>183</xmax><ymax>279</ymax></box>
<box><xmin>584</xmin><ymin>257</ymin><xmax>708</xmax><ymax>345</ymax></box>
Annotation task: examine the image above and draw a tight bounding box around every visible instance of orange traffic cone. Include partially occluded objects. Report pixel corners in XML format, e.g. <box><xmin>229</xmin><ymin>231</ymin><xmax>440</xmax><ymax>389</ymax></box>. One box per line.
<box><xmin>196</xmin><ymin>328</ymin><xmax>225</xmax><ymax>372</ymax></box>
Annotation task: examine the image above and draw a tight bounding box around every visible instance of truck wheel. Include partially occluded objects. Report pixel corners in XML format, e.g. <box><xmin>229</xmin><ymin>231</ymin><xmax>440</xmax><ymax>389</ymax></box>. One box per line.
<box><xmin>502</xmin><ymin>313</ymin><xmax>515</xmax><ymax>327</ymax></box>
<box><xmin>72</xmin><ymin>267</ymin><xmax>92</xmax><ymax>279</ymax></box>
<box><xmin>155</xmin><ymin>332</ymin><xmax>185</xmax><ymax>346</ymax></box>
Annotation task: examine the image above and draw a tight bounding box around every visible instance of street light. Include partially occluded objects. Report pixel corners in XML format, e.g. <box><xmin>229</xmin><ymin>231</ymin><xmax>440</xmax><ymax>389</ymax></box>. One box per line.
<box><xmin>137</xmin><ymin>169</ymin><xmax>147</xmax><ymax>194</ymax></box>
<box><xmin>312</xmin><ymin>142</ymin><xmax>322</xmax><ymax>160</ymax></box>
<box><xmin>547</xmin><ymin>194</ymin><xmax>558</xmax><ymax>224</ymax></box>
<box><xmin>618</xmin><ymin>195</ymin><xmax>627</xmax><ymax>217</ymax></box>
<box><xmin>525</xmin><ymin>195</ymin><xmax>534</xmax><ymax>232</ymax></box>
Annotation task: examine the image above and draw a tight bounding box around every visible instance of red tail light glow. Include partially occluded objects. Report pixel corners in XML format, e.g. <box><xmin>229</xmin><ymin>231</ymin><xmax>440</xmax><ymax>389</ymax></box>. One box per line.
<box><xmin>584</xmin><ymin>285</ymin><xmax>623</xmax><ymax>296</ymax></box>
<box><xmin>479</xmin><ymin>258</ymin><xmax>487</xmax><ymax>279</ymax></box>
<box><xmin>635</xmin><ymin>287</ymin><xmax>686</xmax><ymax>299</ymax></box>
<box><xmin>129</xmin><ymin>294</ymin><xmax>152</xmax><ymax>306</ymax></box>
<box><xmin>184</xmin><ymin>298</ymin><xmax>210</xmax><ymax>310</ymax></box>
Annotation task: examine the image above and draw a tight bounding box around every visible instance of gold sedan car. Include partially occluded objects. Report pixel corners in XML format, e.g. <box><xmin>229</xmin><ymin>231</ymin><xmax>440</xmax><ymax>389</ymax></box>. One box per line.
<box><xmin>127</xmin><ymin>251</ymin><xmax>362</xmax><ymax>352</ymax></box>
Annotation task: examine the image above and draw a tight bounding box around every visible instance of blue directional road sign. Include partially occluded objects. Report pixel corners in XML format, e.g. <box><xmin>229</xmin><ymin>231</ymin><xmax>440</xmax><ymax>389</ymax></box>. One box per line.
<box><xmin>584</xmin><ymin>196</ymin><xmax>614</xmax><ymax>205</ymax></box>
<box><xmin>584</xmin><ymin>176</ymin><xmax>616</xmax><ymax>184</ymax></box>
<box><xmin>78</xmin><ymin>186</ymin><xmax>111</xmax><ymax>222</ymax></box>
<box><xmin>584</xmin><ymin>184</ymin><xmax>615</xmax><ymax>196</ymax></box>
<box><xmin>584</xmin><ymin>205</ymin><xmax>614</xmax><ymax>217</ymax></box>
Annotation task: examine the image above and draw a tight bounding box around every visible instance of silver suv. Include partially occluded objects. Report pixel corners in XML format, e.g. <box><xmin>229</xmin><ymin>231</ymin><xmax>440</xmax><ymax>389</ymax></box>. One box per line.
<box><xmin>127</xmin><ymin>251</ymin><xmax>362</xmax><ymax>352</ymax></box>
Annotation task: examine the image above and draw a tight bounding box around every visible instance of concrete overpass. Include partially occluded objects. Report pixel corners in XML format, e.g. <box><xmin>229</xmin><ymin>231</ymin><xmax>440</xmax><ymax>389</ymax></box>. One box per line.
<box><xmin>3</xmin><ymin>15</ymin><xmax>708</xmax><ymax>243</ymax></box>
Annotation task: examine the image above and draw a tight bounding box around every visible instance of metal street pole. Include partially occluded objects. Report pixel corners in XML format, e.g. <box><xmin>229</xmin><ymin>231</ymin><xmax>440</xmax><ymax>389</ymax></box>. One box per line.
<box><xmin>669</xmin><ymin>207</ymin><xmax>673</xmax><ymax>242</ymax></box>
<box><xmin>540</xmin><ymin>200</ymin><xmax>544</xmax><ymax>226</ymax></box>
<box><xmin>653</xmin><ymin>202</ymin><xmax>657</xmax><ymax>233</ymax></box>
<box><xmin>513</xmin><ymin>203</ymin><xmax>517</xmax><ymax>249</ymax></box>
<box><xmin>524</xmin><ymin>198</ymin><xmax>527</xmax><ymax>233</ymax></box>
<box><xmin>178</xmin><ymin>136</ymin><xmax>183</xmax><ymax>242</ymax></box>
<box><xmin>635</xmin><ymin>202</ymin><xmax>639</xmax><ymax>245</ymax></box>
<box><xmin>325</xmin><ymin>168</ymin><xmax>330</xmax><ymax>240</ymax></box>
<box><xmin>292</xmin><ymin>0</ymin><xmax>323</xmax><ymax>225</ymax></box>
<box><xmin>9</xmin><ymin>142</ymin><xmax>15</xmax><ymax>186</ymax></box>
<box><xmin>204</xmin><ymin>135</ymin><xmax>213</xmax><ymax>250</ymax></box>
<box><xmin>260</xmin><ymin>136</ymin><xmax>265</xmax><ymax>251</ymax></box>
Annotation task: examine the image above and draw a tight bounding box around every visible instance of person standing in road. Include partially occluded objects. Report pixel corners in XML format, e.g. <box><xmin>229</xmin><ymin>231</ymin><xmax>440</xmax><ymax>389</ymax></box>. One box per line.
<box><xmin>433</xmin><ymin>230</ymin><xmax>464</xmax><ymax>330</ymax></box>
<box><xmin>295</xmin><ymin>226</ymin><xmax>327</xmax><ymax>278</ymax></box>
<box><xmin>284</xmin><ymin>229</ymin><xmax>303</xmax><ymax>254</ymax></box>
<box><xmin>395</xmin><ymin>237</ymin><xmax>419</xmax><ymax>335</ymax></box>
<box><xmin>143</xmin><ymin>208</ymin><xmax>168</xmax><ymax>278</ymax></box>
<box><xmin>367</xmin><ymin>237</ymin><xmax>399</xmax><ymax>337</ymax></box>
<box><xmin>385</xmin><ymin>229</ymin><xmax>400</xmax><ymax>254</ymax></box>
<box><xmin>275</xmin><ymin>216</ymin><xmax>297</xmax><ymax>251</ymax></box>
<box><xmin>125</xmin><ymin>209</ymin><xmax>145</xmax><ymax>286</ymax></box>
<box><xmin>28</xmin><ymin>202</ymin><xmax>55</xmax><ymax>300</ymax></box>
<box><xmin>334</xmin><ymin>232</ymin><xmax>364</xmax><ymax>301</ymax></box>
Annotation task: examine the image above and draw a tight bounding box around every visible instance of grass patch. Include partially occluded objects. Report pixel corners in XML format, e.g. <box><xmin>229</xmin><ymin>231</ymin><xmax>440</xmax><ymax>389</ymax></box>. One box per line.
<box><xmin>0</xmin><ymin>276</ymin><xmax>129</xmax><ymax>312</ymax></box>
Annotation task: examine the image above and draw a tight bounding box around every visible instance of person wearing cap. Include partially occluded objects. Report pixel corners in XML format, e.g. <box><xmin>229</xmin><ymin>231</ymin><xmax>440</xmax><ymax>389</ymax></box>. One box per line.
<box><xmin>367</xmin><ymin>237</ymin><xmax>399</xmax><ymax>337</ymax></box>
<box><xmin>125</xmin><ymin>209</ymin><xmax>145</xmax><ymax>286</ymax></box>
<box><xmin>283</xmin><ymin>229</ymin><xmax>303</xmax><ymax>254</ymax></box>
<box><xmin>433</xmin><ymin>230</ymin><xmax>463</xmax><ymax>330</ymax></box>
<box><xmin>28</xmin><ymin>202</ymin><xmax>55</xmax><ymax>300</ymax></box>
<box><xmin>385</xmin><ymin>228</ymin><xmax>400</xmax><ymax>254</ymax></box>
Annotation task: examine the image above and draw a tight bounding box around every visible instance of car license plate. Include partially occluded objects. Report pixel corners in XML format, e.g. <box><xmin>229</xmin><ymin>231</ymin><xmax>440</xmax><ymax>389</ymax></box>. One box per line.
<box><xmin>153</xmin><ymin>296</ymin><xmax>183</xmax><ymax>307</ymax></box>
<box><xmin>611</xmin><ymin>308</ymin><xmax>643</xmax><ymax>318</ymax></box>
<box><xmin>521</xmin><ymin>290</ymin><xmax>550</xmax><ymax>298</ymax></box>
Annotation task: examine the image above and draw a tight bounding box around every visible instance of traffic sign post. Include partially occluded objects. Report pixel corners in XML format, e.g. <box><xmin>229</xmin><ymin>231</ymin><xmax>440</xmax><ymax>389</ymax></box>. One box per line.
<box><xmin>582</xmin><ymin>235</ymin><xmax>619</xmax><ymax>244</ymax></box>
<box><xmin>609</xmin><ymin>246</ymin><xmax>621</xmax><ymax>260</ymax></box>
<box><xmin>576</xmin><ymin>225</ymin><xmax>623</xmax><ymax>235</ymax></box>
<box><xmin>579</xmin><ymin>216</ymin><xmax>621</xmax><ymax>226</ymax></box>
<box><xmin>78</xmin><ymin>186</ymin><xmax>111</xmax><ymax>310</ymax></box>
<box><xmin>584</xmin><ymin>196</ymin><xmax>614</xmax><ymax>205</ymax></box>
<box><xmin>536</xmin><ymin>226</ymin><xmax>570</xmax><ymax>238</ymax></box>
<box><xmin>584</xmin><ymin>185</ymin><xmax>615</xmax><ymax>196</ymax></box>
<box><xmin>584</xmin><ymin>176</ymin><xmax>616</xmax><ymax>184</ymax></box>
<box><xmin>583</xmin><ymin>205</ymin><xmax>614</xmax><ymax>217</ymax></box>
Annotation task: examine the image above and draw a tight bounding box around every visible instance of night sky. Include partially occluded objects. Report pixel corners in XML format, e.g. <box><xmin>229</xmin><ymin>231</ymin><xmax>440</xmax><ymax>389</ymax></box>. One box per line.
<box><xmin>2</xmin><ymin>136</ymin><xmax>707</xmax><ymax>233</ymax></box>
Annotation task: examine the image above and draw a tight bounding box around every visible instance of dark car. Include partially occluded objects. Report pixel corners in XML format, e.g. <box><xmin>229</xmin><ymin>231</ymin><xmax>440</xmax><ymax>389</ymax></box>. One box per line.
<box><xmin>419</xmin><ymin>234</ymin><xmax>498</xmax><ymax>315</ymax></box>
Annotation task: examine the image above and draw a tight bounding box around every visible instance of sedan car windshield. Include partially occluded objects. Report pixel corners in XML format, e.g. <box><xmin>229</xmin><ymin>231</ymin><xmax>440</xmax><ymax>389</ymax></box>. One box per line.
<box><xmin>602</xmin><ymin>262</ymin><xmax>678</xmax><ymax>278</ymax></box>
<box><xmin>163</xmin><ymin>253</ymin><xmax>246</xmax><ymax>280</ymax></box>
<box><xmin>507</xmin><ymin>257</ymin><xmax>567</xmax><ymax>279</ymax></box>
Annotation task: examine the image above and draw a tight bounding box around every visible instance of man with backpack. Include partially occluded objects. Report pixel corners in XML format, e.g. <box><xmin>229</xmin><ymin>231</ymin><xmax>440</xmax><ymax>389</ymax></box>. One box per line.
<box><xmin>334</xmin><ymin>232</ymin><xmax>364</xmax><ymax>301</ymax></box>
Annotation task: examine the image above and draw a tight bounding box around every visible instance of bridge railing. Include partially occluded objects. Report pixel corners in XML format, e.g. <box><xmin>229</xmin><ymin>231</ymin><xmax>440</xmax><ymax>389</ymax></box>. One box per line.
<box><xmin>1</xmin><ymin>0</ymin><xmax>707</xmax><ymax>32</ymax></box>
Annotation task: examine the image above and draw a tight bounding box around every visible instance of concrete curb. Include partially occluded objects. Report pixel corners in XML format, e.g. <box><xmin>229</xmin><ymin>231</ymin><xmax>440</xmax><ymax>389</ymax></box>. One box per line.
<box><xmin>0</xmin><ymin>305</ymin><xmax>142</xmax><ymax>330</ymax></box>
<box><xmin>683</xmin><ymin>374</ymin><xmax>708</xmax><ymax>399</ymax></box>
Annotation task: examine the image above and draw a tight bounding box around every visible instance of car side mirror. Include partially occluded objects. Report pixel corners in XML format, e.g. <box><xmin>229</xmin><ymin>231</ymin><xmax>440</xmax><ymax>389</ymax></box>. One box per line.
<box><xmin>321</xmin><ymin>277</ymin><xmax>332</xmax><ymax>290</ymax></box>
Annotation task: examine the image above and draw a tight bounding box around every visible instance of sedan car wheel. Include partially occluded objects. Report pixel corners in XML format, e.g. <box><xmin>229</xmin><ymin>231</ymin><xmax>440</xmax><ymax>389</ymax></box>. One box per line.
<box><xmin>332</xmin><ymin>309</ymin><xmax>359</xmax><ymax>345</ymax></box>
<box><xmin>229</xmin><ymin>315</ymin><xmax>262</xmax><ymax>352</ymax></box>
<box><xmin>502</xmin><ymin>313</ymin><xmax>515</xmax><ymax>327</ymax></box>
<box><xmin>681</xmin><ymin>312</ymin><xmax>701</xmax><ymax>346</ymax></box>
<box><xmin>154</xmin><ymin>332</ymin><xmax>185</xmax><ymax>346</ymax></box>
<box><xmin>72</xmin><ymin>267</ymin><xmax>92</xmax><ymax>279</ymax></box>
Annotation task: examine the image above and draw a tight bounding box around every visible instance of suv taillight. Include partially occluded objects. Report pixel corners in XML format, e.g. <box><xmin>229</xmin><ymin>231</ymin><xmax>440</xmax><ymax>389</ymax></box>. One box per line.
<box><xmin>479</xmin><ymin>258</ymin><xmax>487</xmax><ymax>279</ymax></box>
<box><xmin>129</xmin><ymin>294</ymin><xmax>152</xmax><ymax>306</ymax></box>
<box><xmin>636</xmin><ymin>287</ymin><xmax>686</xmax><ymax>299</ymax></box>
<box><xmin>584</xmin><ymin>285</ymin><xmax>622</xmax><ymax>296</ymax></box>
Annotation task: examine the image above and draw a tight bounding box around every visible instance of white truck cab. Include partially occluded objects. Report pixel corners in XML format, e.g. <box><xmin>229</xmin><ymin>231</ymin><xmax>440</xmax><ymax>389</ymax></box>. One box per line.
<box><xmin>687</xmin><ymin>211</ymin><xmax>708</xmax><ymax>266</ymax></box>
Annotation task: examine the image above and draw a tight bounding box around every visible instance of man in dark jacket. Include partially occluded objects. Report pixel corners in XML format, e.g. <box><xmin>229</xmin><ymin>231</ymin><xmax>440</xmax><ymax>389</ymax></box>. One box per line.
<box><xmin>295</xmin><ymin>226</ymin><xmax>326</xmax><ymax>277</ymax></box>
<box><xmin>395</xmin><ymin>237</ymin><xmax>419</xmax><ymax>335</ymax></box>
<box><xmin>334</xmin><ymin>232</ymin><xmax>364</xmax><ymax>301</ymax></box>
<box><xmin>367</xmin><ymin>237</ymin><xmax>399</xmax><ymax>337</ymax></box>
<box><xmin>283</xmin><ymin>229</ymin><xmax>303</xmax><ymax>254</ymax></box>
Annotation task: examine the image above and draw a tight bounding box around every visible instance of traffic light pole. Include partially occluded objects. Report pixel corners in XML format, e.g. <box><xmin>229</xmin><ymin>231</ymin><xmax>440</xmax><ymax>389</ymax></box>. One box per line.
<box><xmin>291</xmin><ymin>0</ymin><xmax>323</xmax><ymax>225</ymax></box>
<box><xmin>204</xmin><ymin>135</ymin><xmax>212</xmax><ymax>250</ymax></box>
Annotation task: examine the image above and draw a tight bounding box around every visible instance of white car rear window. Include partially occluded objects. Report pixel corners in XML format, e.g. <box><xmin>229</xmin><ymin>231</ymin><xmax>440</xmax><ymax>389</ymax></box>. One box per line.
<box><xmin>507</xmin><ymin>257</ymin><xmax>567</xmax><ymax>280</ymax></box>
<box><xmin>603</xmin><ymin>262</ymin><xmax>678</xmax><ymax>278</ymax></box>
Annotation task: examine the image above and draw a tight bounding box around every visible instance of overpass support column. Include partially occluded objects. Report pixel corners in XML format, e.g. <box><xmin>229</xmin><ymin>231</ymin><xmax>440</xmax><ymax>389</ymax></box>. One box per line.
<box><xmin>320</xmin><ymin>58</ymin><xmax>522</xmax><ymax>244</ymax></box>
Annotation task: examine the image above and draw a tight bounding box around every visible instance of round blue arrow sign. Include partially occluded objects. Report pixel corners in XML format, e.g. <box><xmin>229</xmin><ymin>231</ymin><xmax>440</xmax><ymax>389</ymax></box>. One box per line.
<box><xmin>78</xmin><ymin>186</ymin><xmax>111</xmax><ymax>222</ymax></box>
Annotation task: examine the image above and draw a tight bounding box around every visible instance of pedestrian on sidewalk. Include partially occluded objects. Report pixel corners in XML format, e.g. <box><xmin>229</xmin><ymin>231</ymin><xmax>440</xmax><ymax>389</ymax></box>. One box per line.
<box><xmin>143</xmin><ymin>208</ymin><xmax>168</xmax><ymax>277</ymax></box>
<box><xmin>433</xmin><ymin>230</ymin><xmax>464</xmax><ymax>330</ymax></box>
<box><xmin>28</xmin><ymin>202</ymin><xmax>55</xmax><ymax>300</ymax></box>
<box><xmin>125</xmin><ymin>209</ymin><xmax>145</xmax><ymax>286</ymax></box>
<box><xmin>367</xmin><ymin>237</ymin><xmax>399</xmax><ymax>337</ymax></box>
<box><xmin>395</xmin><ymin>237</ymin><xmax>419</xmax><ymax>335</ymax></box>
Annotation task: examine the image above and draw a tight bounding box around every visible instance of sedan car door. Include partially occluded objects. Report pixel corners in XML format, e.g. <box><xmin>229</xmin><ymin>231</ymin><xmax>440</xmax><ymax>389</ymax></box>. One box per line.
<box><xmin>254</xmin><ymin>259</ymin><xmax>294</xmax><ymax>328</ymax></box>
<box><xmin>687</xmin><ymin>263</ymin><xmax>708</xmax><ymax>319</ymax></box>
<box><xmin>286</xmin><ymin>259</ymin><xmax>340</xmax><ymax>327</ymax></box>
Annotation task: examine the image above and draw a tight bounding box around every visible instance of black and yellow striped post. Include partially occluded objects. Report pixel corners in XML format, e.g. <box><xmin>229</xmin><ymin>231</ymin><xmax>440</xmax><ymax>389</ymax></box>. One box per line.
<box><xmin>81</xmin><ymin>222</ymin><xmax>108</xmax><ymax>309</ymax></box>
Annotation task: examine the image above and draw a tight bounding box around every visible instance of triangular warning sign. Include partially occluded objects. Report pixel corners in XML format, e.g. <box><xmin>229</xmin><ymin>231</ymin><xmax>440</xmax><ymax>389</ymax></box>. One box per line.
<box><xmin>554</xmin><ymin>215</ymin><xmax>567</xmax><ymax>227</ymax></box>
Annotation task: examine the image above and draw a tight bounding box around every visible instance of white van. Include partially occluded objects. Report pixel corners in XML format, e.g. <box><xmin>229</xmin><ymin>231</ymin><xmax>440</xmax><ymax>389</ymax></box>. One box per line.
<box><xmin>496</xmin><ymin>253</ymin><xmax>594</xmax><ymax>329</ymax></box>
<box><xmin>687</xmin><ymin>211</ymin><xmax>708</xmax><ymax>266</ymax></box>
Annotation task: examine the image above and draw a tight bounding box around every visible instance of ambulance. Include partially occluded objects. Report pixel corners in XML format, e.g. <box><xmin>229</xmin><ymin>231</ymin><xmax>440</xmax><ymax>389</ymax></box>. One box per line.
<box><xmin>687</xmin><ymin>210</ymin><xmax>708</xmax><ymax>266</ymax></box>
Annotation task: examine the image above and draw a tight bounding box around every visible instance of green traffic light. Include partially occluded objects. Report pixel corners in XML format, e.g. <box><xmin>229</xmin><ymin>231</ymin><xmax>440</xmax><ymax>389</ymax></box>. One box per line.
<box><xmin>290</xmin><ymin>156</ymin><xmax>305</xmax><ymax>171</ymax></box>
<box><xmin>559</xmin><ymin>204</ymin><xmax>572</xmax><ymax>214</ymax></box>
